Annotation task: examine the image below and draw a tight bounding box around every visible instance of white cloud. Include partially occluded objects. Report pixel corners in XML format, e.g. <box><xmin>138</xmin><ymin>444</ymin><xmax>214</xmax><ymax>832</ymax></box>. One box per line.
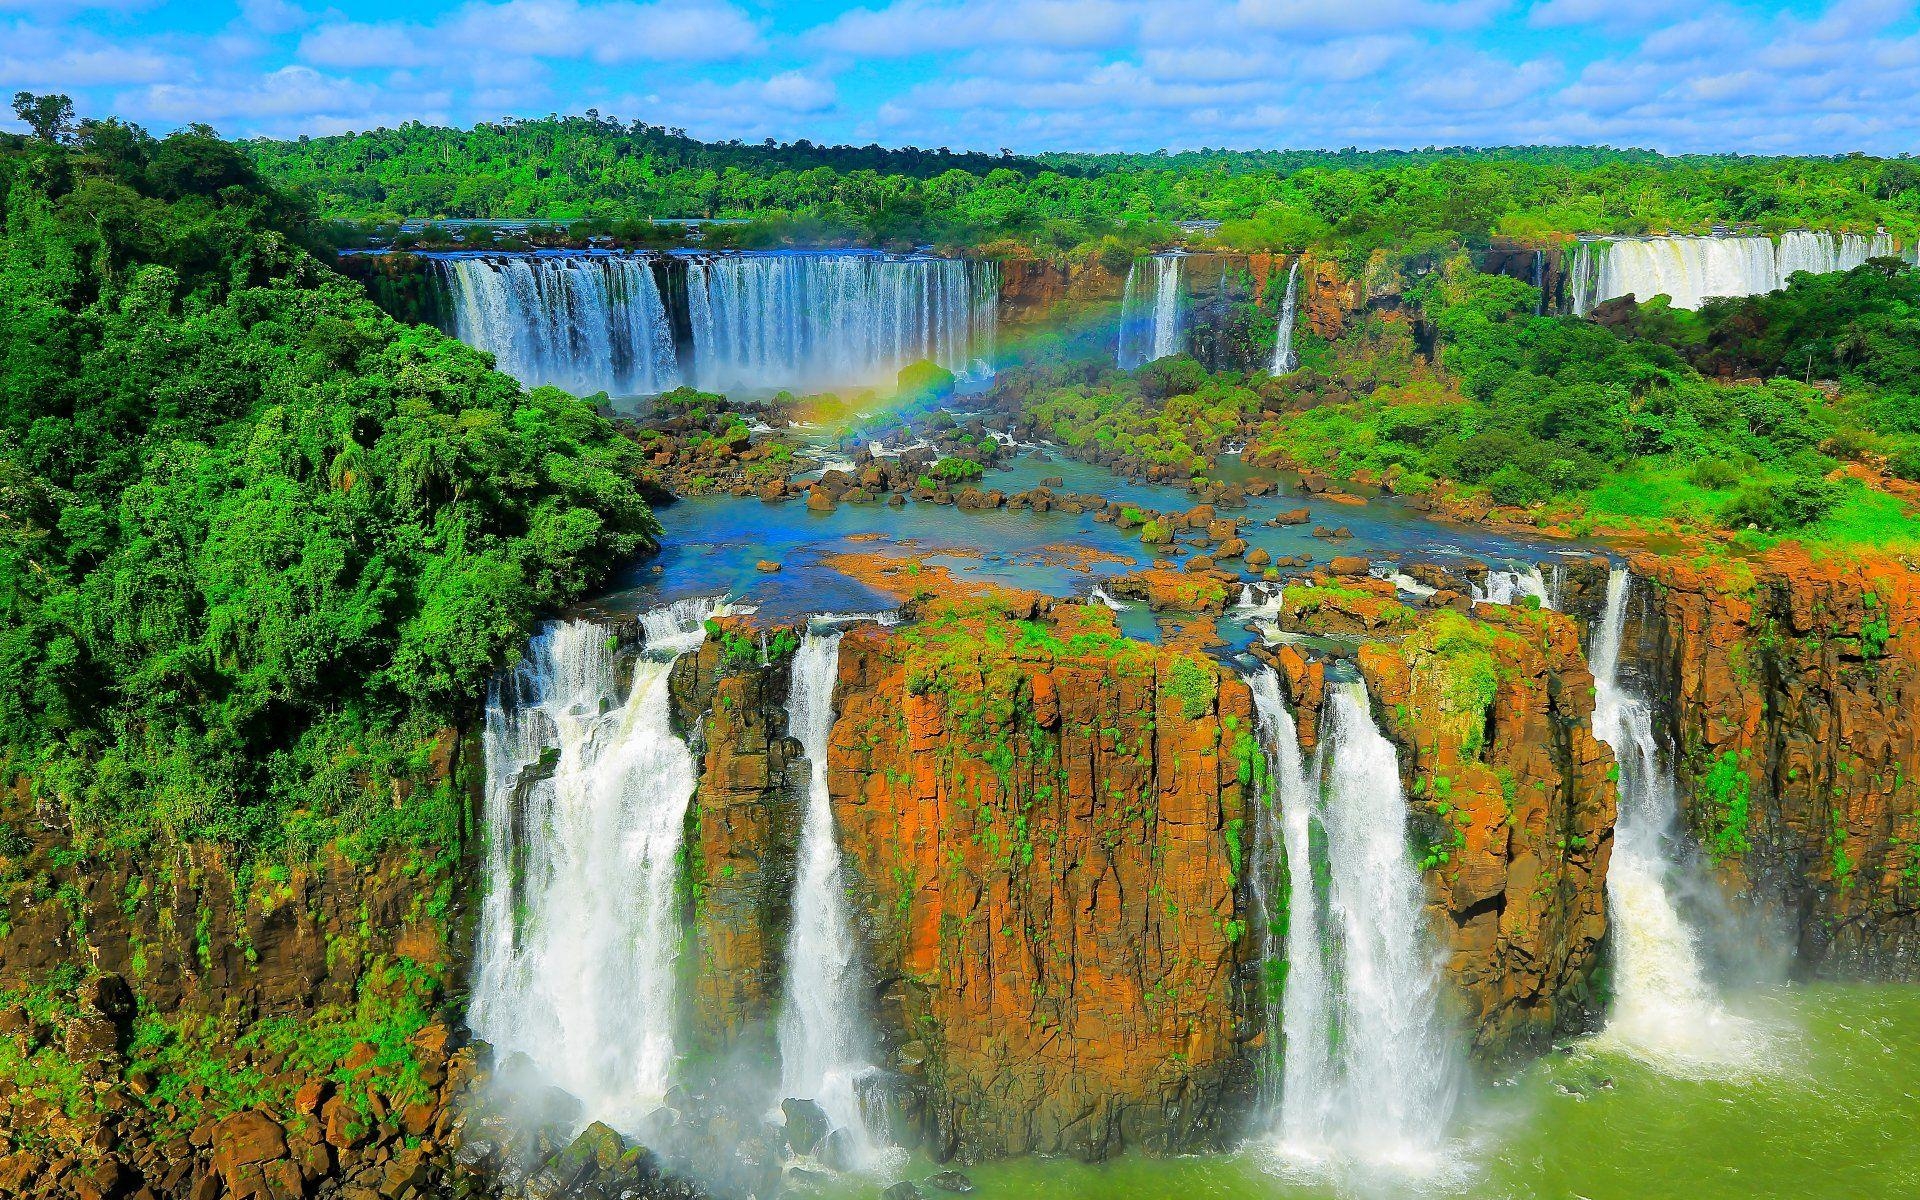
<box><xmin>811</xmin><ymin>0</ymin><xmax>1132</xmax><ymax>56</ymax></box>
<box><xmin>300</xmin><ymin>0</ymin><xmax>759</xmax><ymax>70</ymax></box>
<box><xmin>1527</xmin><ymin>0</ymin><xmax>1677</xmax><ymax>29</ymax></box>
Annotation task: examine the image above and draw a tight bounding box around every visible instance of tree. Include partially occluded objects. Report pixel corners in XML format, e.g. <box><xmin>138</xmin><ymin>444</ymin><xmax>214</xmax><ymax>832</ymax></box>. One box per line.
<box><xmin>12</xmin><ymin>91</ymin><xmax>75</xmax><ymax>144</ymax></box>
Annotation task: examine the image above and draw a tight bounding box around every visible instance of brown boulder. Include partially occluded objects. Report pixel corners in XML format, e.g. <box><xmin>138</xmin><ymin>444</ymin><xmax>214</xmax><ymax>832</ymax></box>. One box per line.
<box><xmin>212</xmin><ymin>1113</ymin><xmax>286</xmax><ymax>1188</ymax></box>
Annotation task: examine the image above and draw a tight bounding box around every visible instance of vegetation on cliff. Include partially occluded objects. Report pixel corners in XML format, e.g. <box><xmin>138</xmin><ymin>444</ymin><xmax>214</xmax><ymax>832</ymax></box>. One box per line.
<box><xmin>0</xmin><ymin>121</ymin><xmax>657</xmax><ymax>857</ymax></box>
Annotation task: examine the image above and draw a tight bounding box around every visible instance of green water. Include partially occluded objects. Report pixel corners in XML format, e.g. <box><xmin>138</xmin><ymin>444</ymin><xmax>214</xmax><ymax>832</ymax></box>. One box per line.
<box><xmin>827</xmin><ymin>984</ymin><xmax>1918</xmax><ymax>1200</ymax></box>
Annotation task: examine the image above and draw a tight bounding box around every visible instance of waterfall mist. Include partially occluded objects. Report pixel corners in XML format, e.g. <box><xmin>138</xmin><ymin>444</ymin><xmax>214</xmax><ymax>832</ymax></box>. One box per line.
<box><xmin>777</xmin><ymin>631</ymin><xmax>897</xmax><ymax>1173</ymax></box>
<box><xmin>471</xmin><ymin>610</ymin><xmax>712</xmax><ymax>1134</ymax></box>
<box><xmin>1588</xmin><ymin>569</ymin><xmax>1771</xmax><ymax>1074</ymax></box>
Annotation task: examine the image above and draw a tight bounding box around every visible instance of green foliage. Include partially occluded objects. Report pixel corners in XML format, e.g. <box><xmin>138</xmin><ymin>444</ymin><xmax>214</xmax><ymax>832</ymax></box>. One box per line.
<box><xmin>1165</xmin><ymin>655</ymin><xmax>1215</xmax><ymax>719</ymax></box>
<box><xmin>0</xmin><ymin>130</ymin><xmax>657</xmax><ymax>857</ymax></box>
<box><xmin>1700</xmin><ymin>751</ymin><xmax>1753</xmax><ymax>863</ymax></box>
<box><xmin>929</xmin><ymin>456</ymin><xmax>985</xmax><ymax>485</ymax></box>
<box><xmin>247</xmin><ymin>117</ymin><xmax>1920</xmax><ymax>260</ymax></box>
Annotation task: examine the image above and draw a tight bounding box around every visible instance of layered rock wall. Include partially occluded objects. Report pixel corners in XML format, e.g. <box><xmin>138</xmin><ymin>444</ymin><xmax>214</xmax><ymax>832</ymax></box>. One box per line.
<box><xmin>1633</xmin><ymin>547</ymin><xmax>1920</xmax><ymax>976</ymax></box>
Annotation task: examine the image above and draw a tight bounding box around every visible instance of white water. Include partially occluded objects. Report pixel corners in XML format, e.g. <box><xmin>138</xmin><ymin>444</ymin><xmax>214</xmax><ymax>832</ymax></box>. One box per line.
<box><xmin>1246</xmin><ymin>671</ymin><xmax>1330</xmax><ymax>1138</ymax></box>
<box><xmin>1588</xmin><ymin>569</ymin><xmax>1766</xmax><ymax>1074</ymax></box>
<box><xmin>687</xmin><ymin>252</ymin><xmax>997</xmax><ymax>393</ymax></box>
<box><xmin>1116</xmin><ymin>254</ymin><xmax>1186</xmax><ymax>368</ymax></box>
<box><xmin>442</xmin><ymin>255</ymin><xmax>681</xmax><ymax>396</ymax></box>
<box><xmin>1260</xmin><ymin>679</ymin><xmax>1460</xmax><ymax>1176</ymax></box>
<box><xmin>1571</xmin><ymin>230</ymin><xmax>1894</xmax><ymax>313</ymax></box>
<box><xmin>778</xmin><ymin>633</ymin><xmax>896</xmax><ymax>1173</ymax></box>
<box><xmin>1088</xmin><ymin>584</ymin><xmax>1127</xmax><ymax>611</ymax></box>
<box><xmin>471</xmin><ymin>613</ymin><xmax>707</xmax><ymax>1133</ymax></box>
<box><xmin>438</xmin><ymin>251</ymin><xmax>998</xmax><ymax>396</ymax></box>
<box><xmin>1269</xmin><ymin>259</ymin><xmax>1301</xmax><ymax>374</ymax></box>
<box><xmin>1473</xmin><ymin>565</ymin><xmax>1554</xmax><ymax>609</ymax></box>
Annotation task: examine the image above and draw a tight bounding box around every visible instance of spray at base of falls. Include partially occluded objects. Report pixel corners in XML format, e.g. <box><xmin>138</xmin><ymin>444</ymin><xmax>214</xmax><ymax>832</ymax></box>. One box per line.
<box><xmin>1116</xmin><ymin>255</ymin><xmax>1186</xmax><ymax>369</ymax></box>
<box><xmin>777</xmin><ymin>632</ymin><xmax>900</xmax><ymax>1174</ymax></box>
<box><xmin>1588</xmin><ymin>569</ymin><xmax>1770</xmax><ymax>1075</ymax></box>
<box><xmin>471</xmin><ymin>607</ymin><xmax>715</xmax><ymax>1134</ymax></box>
<box><xmin>1269</xmin><ymin>260</ymin><xmax>1301</xmax><ymax>374</ymax></box>
<box><xmin>1248</xmin><ymin>671</ymin><xmax>1461</xmax><ymax>1177</ymax></box>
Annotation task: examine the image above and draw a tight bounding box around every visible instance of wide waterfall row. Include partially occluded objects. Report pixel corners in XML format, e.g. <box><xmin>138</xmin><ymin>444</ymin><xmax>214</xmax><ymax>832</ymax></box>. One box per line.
<box><xmin>435</xmin><ymin>251</ymin><xmax>999</xmax><ymax>397</ymax></box>
<box><xmin>1116</xmin><ymin>254</ymin><xmax>1187</xmax><ymax>369</ymax></box>
<box><xmin>1248</xmin><ymin>670</ymin><xmax>1460</xmax><ymax>1173</ymax></box>
<box><xmin>1570</xmin><ymin>229</ymin><xmax>1896</xmax><ymax>313</ymax></box>
<box><xmin>441</xmin><ymin>255</ymin><xmax>681</xmax><ymax>397</ymax></box>
<box><xmin>1588</xmin><ymin>569</ymin><xmax>1762</xmax><ymax>1072</ymax></box>
<box><xmin>470</xmin><ymin>603</ymin><xmax>722</xmax><ymax>1133</ymax></box>
<box><xmin>687</xmin><ymin>253</ymin><xmax>997</xmax><ymax>395</ymax></box>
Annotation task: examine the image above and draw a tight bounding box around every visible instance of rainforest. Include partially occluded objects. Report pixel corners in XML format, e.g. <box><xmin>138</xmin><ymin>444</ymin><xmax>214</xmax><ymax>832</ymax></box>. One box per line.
<box><xmin>3</xmin><ymin>86</ymin><xmax>1920</xmax><ymax>1200</ymax></box>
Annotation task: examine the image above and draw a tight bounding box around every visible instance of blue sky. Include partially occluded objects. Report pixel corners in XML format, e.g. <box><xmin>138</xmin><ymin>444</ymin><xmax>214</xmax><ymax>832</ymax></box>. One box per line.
<box><xmin>6</xmin><ymin>0</ymin><xmax>1920</xmax><ymax>153</ymax></box>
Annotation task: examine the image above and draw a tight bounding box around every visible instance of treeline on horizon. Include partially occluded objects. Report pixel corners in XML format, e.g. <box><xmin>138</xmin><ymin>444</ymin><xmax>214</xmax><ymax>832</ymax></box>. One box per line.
<box><xmin>243</xmin><ymin>112</ymin><xmax>1920</xmax><ymax>266</ymax></box>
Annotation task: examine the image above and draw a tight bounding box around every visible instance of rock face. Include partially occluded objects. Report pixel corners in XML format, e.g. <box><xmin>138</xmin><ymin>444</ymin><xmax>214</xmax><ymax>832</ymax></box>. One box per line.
<box><xmin>672</xmin><ymin>629</ymin><xmax>804</xmax><ymax>1054</ymax></box>
<box><xmin>0</xmin><ymin>742</ymin><xmax>478</xmax><ymax>1200</ymax></box>
<box><xmin>826</xmin><ymin>599</ymin><xmax>1256</xmax><ymax>1161</ymax></box>
<box><xmin>1632</xmin><ymin>547</ymin><xmax>1920</xmax><ymax>977</ymax></box>
<box><xmin>1270</xmin><ymin>582</ymin><xmax>1617</xmax><ymax>1059</ymax></box>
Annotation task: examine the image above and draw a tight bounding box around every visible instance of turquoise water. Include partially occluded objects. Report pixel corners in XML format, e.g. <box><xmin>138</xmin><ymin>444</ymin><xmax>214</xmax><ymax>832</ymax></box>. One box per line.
<box><xmin>816</xmin><ymin>984</ymin><xmax>1918</xmax><ymax>1200</ymax></box>
<box><xmin>596</xmin><ymin>449</ymin><xmax>1586</xmax><ymax>626</ymax></box>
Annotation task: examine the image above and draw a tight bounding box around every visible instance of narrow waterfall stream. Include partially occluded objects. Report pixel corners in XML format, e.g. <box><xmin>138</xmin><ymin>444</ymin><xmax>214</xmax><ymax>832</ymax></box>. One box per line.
<box><xmin>1250</xmin><ymin>672</ymin><xmax>1460</xmax><ymax>1176</ymax></box>
<box><xmin>1269</xmin><ymin>260</ymin><xmax>1301</xmax><ymax>374</ymax></box>
<box><xmin>1246</xmin><ymin>671</ymin><xmax>1330</xmax><ymax>1141</ymax></box>
<box><xmin>777</xmin><ymin>631</ymin><xmax>895</xmax><ymax>1173</ymax></box>
<box><xmin>1588</xmin><ymin>569</ymin><xmax>1765</xmax><ymax>1072</ymax></box>
<box><xmin>470</xmin><ymin>608</ymin><xmax>712</xmax><ymax>1133</ymax></box>
<box><xmin>1116</xmin><ymin>255</ymin><xmax>1186</xmax><ymax>368</ymax></box>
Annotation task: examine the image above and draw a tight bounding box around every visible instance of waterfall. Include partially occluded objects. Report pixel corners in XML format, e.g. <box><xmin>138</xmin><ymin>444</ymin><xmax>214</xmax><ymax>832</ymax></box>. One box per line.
<box><xmin>1254</xmin><ymin>675</ymin><xmax>1459</xmax><ymax>1174</ymax></box>
<box><xmin>1571</xmin><ymin>230</ymin><xmax>1894</xmax><ymax>313</ymax></box>
<box><xmin>778</xmin><ymin>632</ymin><xmax>895</xmax><ymax>1172</ymax></box>
<box><xmin>685</xmin><ymin>252</ymin><xmax>997</xmax><ymax>393</ymax></box>
<box><xmin>1246</xmin><ymin>671</ymin><xmax>1330</xmax><ymax>1136</ymax></box>
<box><xmin>1088</xmin><ymin>584</ymin><xmax>1127</xmax><ymax>611</ymax></box>
<box><xmin>1269</xmin><ymin>260</ymin><xmax>1301</xmax><ymax>375</ymax></box>
<box><xmin>1588</xmin><ymin>569</ymin><xmax>1764</xmax><ymax>1073</ymax></box>
<box><xmin>1116</xmin><ymin>254</ymin><xmax>1186</xmax><ymax>368</ymax></box>
<box><xmin>439</xmin><ymin>254</ymin><xmax>681</xmax><ymax>396</ymax></box>
<box><xmin>1473</xmin><ymin>565</ymin><xmax>1553</xmax><ymax>609</ymax></box>
<box><xmin>1531</xmin><ymin>249</ymin><xmax>1546</xmax><ymax>316</ymax></box>
<box><xmin>471</xmin><ymin>611</ymin><xmax>708</xmax><ymax>1133</ymax></box>
<box><xmin>436</xmin><ymin>251</ymin><xmax>997</xmax><ymax>396</ymax></box>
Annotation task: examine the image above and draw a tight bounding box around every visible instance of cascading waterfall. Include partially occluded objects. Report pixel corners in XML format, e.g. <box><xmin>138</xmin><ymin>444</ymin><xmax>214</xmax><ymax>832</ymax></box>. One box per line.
<box><xmin>471</xmin><ymin>606</ymin><xmax>714</xmax><ymax>1133</ymax></box>
<box><xmin>686</xmin><ymin>252</ymin><xmax>997</xmax><ymax>393</ymax></box>
<box><xmin>1473</xmin><ymin>565</ymin><xmax>1554</xmax><ymax>608</ymax></box>
<box><xmin>1269</xmin><ymin>260</ymin><xmax>1301</xmax><ymax>375</ymax></box>
<box><xmin>1253</xmin><ymin>675</ymin><xmax>1460</xmax><ymax>1173</ymax></box>
<box><xmin>436</xmin><ymin>251</ymin><xmax>997</xmax><ymax>396</ymax></box>
<box><xmin>1588</xmin><ymin>569</ymin><xmax>1764</xmax><ymax>1072</ymax></box>
<box><xmin>1116</xmin><ymin>254</ymin><xmax>1186</xmax><ymax>369</ymax></box>
<box><xmin>777</xmin><ymin>631</ymin><xmax>895</xmax><ymax>1172</ymax></box>
<box><xmin>1571</xmin><ymin>230</ymin><xmax>1894</xmax><ymax>314</ymax></box>
<box><xmin>439</xmin><ymin>254</ymin><xmax>681</xmax><ymax>396</ymax></box>
<box><xmin>1246</xmin><ymin>671</ymin><xmax>1329</xmax><ymax>1136</ymax></box>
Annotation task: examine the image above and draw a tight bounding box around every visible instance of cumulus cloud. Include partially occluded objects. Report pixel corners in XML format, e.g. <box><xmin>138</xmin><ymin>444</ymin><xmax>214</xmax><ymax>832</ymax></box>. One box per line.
<box><xmin>300</xmin><ymin>0</ymin><xmax>760</xmax><ymax>70</ymax></box>
<box><xmin>811</xmin><ymin>0</ymin><xmax>1133</xmax><ymax>56</ymax></box>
